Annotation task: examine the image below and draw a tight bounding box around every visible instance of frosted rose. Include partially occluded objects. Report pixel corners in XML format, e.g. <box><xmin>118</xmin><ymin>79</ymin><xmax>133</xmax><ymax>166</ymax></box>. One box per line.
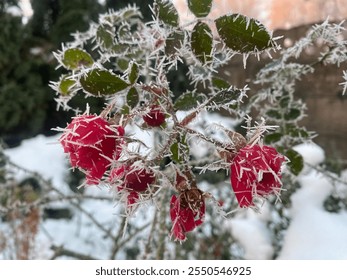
<box><xmin>110</xmin><ymin>165</ymin><xmax>155</xmax><ymax>192</ymax></box>
<box><xmin>143</xmin><ymin>106</ymin><xmax>166</xmax><ymax>127</ymax></box>
<box><xmin>170</xmin><ymin>192</ymin><xmax>205</xmax><ymax>241</ymax></box>
<box><xmin>60</xmin><ymin>114</ymin><xmax>124</xmax><ymax>184</ymax></box>
<box><xmin>109</xmin><ymin>165</ymin><xmax>154</xmax><ymax>210</ymax></box>
<box><xmin>124</xmin><ymin>167</ymin><xmax>155</xmax><ymax>192</ymax></box>
<box><xmin>230</xmin><ymin>144</ymin><xmax>286</xmax><ymax>208</ymax></box>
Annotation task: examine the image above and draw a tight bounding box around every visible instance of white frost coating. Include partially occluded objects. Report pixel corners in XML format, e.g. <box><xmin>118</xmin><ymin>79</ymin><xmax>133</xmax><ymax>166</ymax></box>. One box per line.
<box><xmin>340</xmin><ymin>70</ymin><xmax>347</xmax><ymax>95</ymax></box>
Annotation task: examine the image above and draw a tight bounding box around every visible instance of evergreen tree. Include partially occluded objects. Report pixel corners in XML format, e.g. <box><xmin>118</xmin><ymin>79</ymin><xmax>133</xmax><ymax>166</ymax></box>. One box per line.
<box><xmin>0</xmin><ymin>0</ymin><xmax>105</xmax><ymax>146</ymax></box>
<box><xmin>106</xmin><ymin>0</ymin><xmax>153</xmax><ymax>21</ymax></box>
<box><xmin>0</xmin><ymin>3</ymin><xmax>47</xmax><ymax>146</ymax></box>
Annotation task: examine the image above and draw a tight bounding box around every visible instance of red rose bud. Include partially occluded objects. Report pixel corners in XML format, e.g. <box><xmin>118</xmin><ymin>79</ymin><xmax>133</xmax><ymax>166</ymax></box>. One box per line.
<box><xmin>124</xmin><ymin>166</ymin><xmax>155</xmax><ymax>192</ymax></box>
<box><xmin>230</xmin><ymin>144</ymin><xmax>286</xmax><ymax>208</ymax></box>
<box><xmin>143</xmin><ymin>106</ymin><xmax>166</xmax><ymax>127</ymax></box>
<box><xmin>110</xmin><ymin>165</ymin><xmax>146</xmax><ymax>210</ymax></box>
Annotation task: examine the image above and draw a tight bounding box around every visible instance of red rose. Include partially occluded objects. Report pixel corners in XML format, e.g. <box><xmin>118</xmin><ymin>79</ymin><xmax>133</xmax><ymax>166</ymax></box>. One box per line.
<box><xmin>109</xmin><ymin>165</ymin><xmax>154</xmax><ymax>210</ymax></box>
<box><xmin>170</xmin><ymin>193</ymin><xmax>205</xmax><ymax>241</ymax></box>
<box><xmin>143</xmin><ymin>106</ymin><xmax>166</xmax><ymax>127</ymax></box>
<box><xmin>110</xmin><ymin>165</ymin><xmax>155</xmax><ymax>192</ymax></box>
<box><xmin>124</xmin><ymin>166</ymin><xmax>155</xmax><ymax>192</ymax></box>
<box><xmin>59</xmin><ymin>114</ymin><xmax>124</xmax><ymax>184</ymax></box>
<box><xmin>230</xmin><ymin>144</ymin><xmax>286</xmax><ymax>208</ymax></box>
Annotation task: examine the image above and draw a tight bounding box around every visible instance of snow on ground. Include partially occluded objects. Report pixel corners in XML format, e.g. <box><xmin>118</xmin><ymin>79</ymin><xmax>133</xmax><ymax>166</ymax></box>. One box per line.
<box><xmin>225</xmin><ymin>206</ymin><xmax>275</xmax><ymax>259</ymax></box>
<box><xmin>278</xmin><ymin>171</ymin><xmax>347</xmax><ymax>259</ymax></box>
<box><xmin>2</xmin><ymin>134</ymin><xmax>347</xmax><ymax>259</ymax></box>
<box><xmin>277</xmin><ymin>143</ymin><xmax>347</xmax><ymax>259</ymax></box>
<box><xmin>4</xmin><ymin>135</ymin><xmax>67</xmax><ymax>188</ymax></box>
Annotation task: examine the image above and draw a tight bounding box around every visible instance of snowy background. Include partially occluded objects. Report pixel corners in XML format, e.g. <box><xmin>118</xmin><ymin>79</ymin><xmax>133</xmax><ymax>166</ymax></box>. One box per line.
<box><xmin>2</xmin><ymin>130</ymin><xmax>347</xmax><ymax>260</ymax></box>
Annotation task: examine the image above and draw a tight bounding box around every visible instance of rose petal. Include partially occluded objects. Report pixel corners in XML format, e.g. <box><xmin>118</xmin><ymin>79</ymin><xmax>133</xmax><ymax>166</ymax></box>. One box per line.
<box><xmin>195</xmin><ymin>201</ymin><xmax>206</xmax><ymax>226</ymax></box>
<box><xmin>179</xmin><ymin>207</ymin><xmax>196</xmax><ymax>232</ymax></box>
<box><xmin>127</xmin><ymin>191</ymin><xmax>139</xmax><ymax>206</ymax></box>
<box><xmin>230</xmin><ymin>144</ymin><xmax>285</xmax><ymax>207</ymax></box>
<box><xmin>231</xmin><ymin>157</ymin><xmax>256</xmax><ymax>207</ymax></box>
<box><xmin>170</xmin><ymin>195</ymin><xmax>179</xmax><ymax>221</ymax></box>
<box><xmin>171</xmin><ymin>220</ymin><xmax>186</xmax><ymax>241</ymax></box>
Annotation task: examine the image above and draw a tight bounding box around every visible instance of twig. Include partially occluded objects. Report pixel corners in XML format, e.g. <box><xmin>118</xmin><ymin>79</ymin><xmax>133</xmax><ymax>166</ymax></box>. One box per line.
<box><xmin>111</xmin><ymin>221</ymin><xmax>151</xmax><ymax>259</ymax></box>
<box><xmin>156</xmin><ymin>188</ymin><xmax>169</xmax><ymax>260</ymax></box>
<box><xmin>0</xmin><ymin>194</ymin><xmax>112</xmax><ymax>215</ymax></box>
<box><xmin>143</xmin><ymin>206</ymin><xmax>159</xmax><ymax>259</ymax></box>
<box><xmin>50</xmin><ymin>245</ymin><xmax>98</xmax><ymax>260</ymax></box>
<box><xmin>306</xmin><ymin>162</ymin><xmax>347</xmax><ymax>186</ymax></box>
<box><xmin>109</xmin><ymin>216</ymin><xmax>127</xmax><ymax>259</ymax></box>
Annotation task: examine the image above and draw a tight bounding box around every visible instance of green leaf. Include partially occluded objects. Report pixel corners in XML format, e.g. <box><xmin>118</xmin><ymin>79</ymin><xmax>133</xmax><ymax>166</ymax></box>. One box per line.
<box><xmin>284</xmin><ymin>108</ymin><xmax>301</xmax><ymax>121</ymax></box>
<box><xmin>191</xmin><ymin>22</ymin><xmax>213</xmax><ymax>63</ymax></box>
<box><xmin>126</xmin><ymin>87</ymin><xmax>139</xmax><ymax>108</ymax></box>
<box><xmin>58</xmin><ymin>76</ymin><xmax>76</xmax><ymax>96</ymax></box>
<box><xmin>187</xmin><ymin>0</ymin><xmax>212</xmax><ymax>18</ymax></box>
<box><xmin>121</xmin><ymin>7</ymin><xmax>143</xmax><ymax>21</ymax></box>
<box><xmin>155</xmin><ymin>0</ymin><xmax>179</xmax><ymax>27</ymax></box>
<box><xmin>215</xmin><ymin>14</ymin><xmax>273</xmax><ymax>53</ymax></box>
<box><xmin>212</xmin><ymin>77</ymin><xmax>230</xmax><ymax>90</ymax></box>
<box><xmin>170</xmin><ymin>135</ymin><xmax>189</xmax><ymax>163</ymax></box>
<box><xmin>128</xmin><ymin>62</ymin><xmax>139</xmax><ymax>84</ymax></box>
<box><xmin>170</xmin><ymin>142</ymin><xmax>180</xmax><ymax>162</ymax></box>
<box><xmin>62</xmin><ymin>48</ymin><xmax>93</xmax><ymax>70</ymax></box>
<box><xmin>208</xmin><ymin>89</ymin><xmax>241</xmax><ymax>106</ymax></box>
<box><xmin>80</xmin><ymin>69</ymin><xmax>129</xmax><ymax>96</ymax></box>
<box><xmin>279</xmin><ymin>96</ymin><xmax>291</xmax><ymax>108</ymax></box>
<box><xmin>285</xmin><ymin>149</ymin><xmax>304</xmax><ymax>176</ymax></box>
<box><xmin>121</xmin><ymin>105</ymin><xmax>130</xmax><ymax>115</ymax></box>
<box><xmin>266</xmin><ymin>109</ymin><xmax>282</xmax><ymax>119</ymax></box>
<box><xmin>117</xmin><ymin>59</ymin><xmax>129</xmax><ymax>72</ymax></box>
<box><xmin>101</xmin><ymin>7</ymin><xmax>142</xmax><ymax>27</ymax></box>
<box><xmin>286</xmin><ymin>125</ymin><xmax>310</xmax><ymax>139</ymax></box>
<box><xmin>264</xmin><ymin>132</ymin><xmax>282</xmax><ymax>144</ymax></box>
<box><xmin>118</xmin><ymin>24</ymin><xmax>131</xmax><ymax>39</ymax></box>
<box><xmin>96</xmin><ymin>25</ymin><xmax>114</xmax><ymax>49</ymax></box>
<box><xmin>174</xmin><ymin>91</ymin><xmax>206</xmax><ymax>111</ymax></box>
<box><xmin>165</xmin><ymin>29</ymin><xmax>184</xmax><ymax>57</ymax></box>
<box><xmin>111</xmin><ymin>43</ymin><xmax>129</xmax><ymax>54</ymax></box>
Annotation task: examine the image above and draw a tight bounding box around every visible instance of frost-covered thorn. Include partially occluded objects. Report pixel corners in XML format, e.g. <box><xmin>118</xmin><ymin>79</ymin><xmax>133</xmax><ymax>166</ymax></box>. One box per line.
<box><xmin>340</xmin><ymin>70</ymin><xmax>347</xmax><ymax>95</ymax></box>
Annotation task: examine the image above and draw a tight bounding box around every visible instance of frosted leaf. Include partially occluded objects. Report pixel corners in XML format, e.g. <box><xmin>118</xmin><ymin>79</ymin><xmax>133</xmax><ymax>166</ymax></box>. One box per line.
<box><xmin>215</xmin><ymin>13</ymin><xmax>276</xmax><ymax>54</ymax></box>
